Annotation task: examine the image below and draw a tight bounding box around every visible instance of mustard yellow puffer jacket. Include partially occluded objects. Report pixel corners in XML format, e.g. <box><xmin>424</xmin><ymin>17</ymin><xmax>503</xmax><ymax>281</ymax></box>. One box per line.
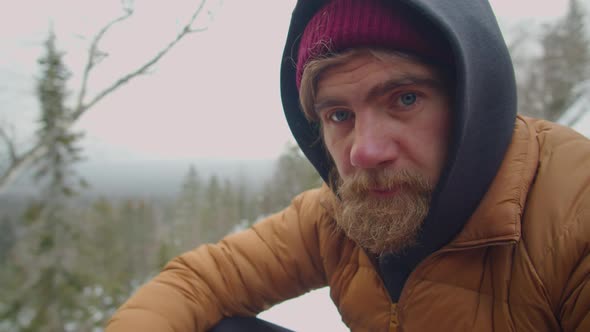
<box><xmin>106</xmin><ymin>116</ymin><xmax>590</xmax><ymax>331</ymax></box>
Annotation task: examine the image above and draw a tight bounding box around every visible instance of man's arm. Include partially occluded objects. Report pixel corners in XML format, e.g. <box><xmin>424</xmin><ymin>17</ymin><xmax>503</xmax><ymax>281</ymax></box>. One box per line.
<box><xmin>532</xmin><ymin>124</ymin><xmax>590</xmax><ymax>331</ymax></box>
<box><xmin>557</xmin><ymin>208</ymin><xmax>590</xmax><ymax>332</ymax></box>
<box><xmin>560</xmin><ymin>255</ymin><xmax>590</xmax><ymax>331</ymax></box>
<box><xmin>105</xmin><ymin>188</ymin><xmax>328</xmax><ymax>332</ymax></box>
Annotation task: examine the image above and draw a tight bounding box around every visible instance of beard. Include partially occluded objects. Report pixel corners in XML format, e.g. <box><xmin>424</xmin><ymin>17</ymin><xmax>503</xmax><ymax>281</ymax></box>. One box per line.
<box><xmin>331</xmin><ymin>167</ymin><xmax>433</xmax><ymax>255</ymax></box>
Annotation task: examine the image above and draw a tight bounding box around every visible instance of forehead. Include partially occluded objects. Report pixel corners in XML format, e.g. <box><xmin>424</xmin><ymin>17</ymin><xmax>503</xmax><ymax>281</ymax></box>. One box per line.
<box><xmin>317</xmin><ymin>52</ymin><xmax>441</xmax><ymax>93</ymax></box>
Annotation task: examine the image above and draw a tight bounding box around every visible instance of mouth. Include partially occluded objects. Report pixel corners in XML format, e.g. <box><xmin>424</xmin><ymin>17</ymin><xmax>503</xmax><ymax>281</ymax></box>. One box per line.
<box><xmin>368</xmin><ymin>187</ymin><xmax>400</xmax><ymax>198</ymax></box>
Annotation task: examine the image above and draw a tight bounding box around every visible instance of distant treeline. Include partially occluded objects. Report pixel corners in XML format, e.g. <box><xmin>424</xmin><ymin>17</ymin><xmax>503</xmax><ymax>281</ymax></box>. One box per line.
<box><xmin>0</xmin><ymin>144</ymin><xmax>321</xmax><ymax>332</ymax></box>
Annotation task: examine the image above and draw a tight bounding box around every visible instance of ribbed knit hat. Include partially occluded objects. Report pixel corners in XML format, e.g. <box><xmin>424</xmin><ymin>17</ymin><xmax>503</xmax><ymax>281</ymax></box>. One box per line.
<box><xmin>296</xmin><ymin>0</ymin><xmax>452</xmax><ymax>89</ymax></box>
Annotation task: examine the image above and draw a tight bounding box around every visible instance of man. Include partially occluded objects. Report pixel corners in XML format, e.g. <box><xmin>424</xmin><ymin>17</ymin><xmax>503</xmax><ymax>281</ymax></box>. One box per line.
<box><xmin>107</xmin><ymin>0</ymin><xmax>590</xmax><ymax>331</ymax></box>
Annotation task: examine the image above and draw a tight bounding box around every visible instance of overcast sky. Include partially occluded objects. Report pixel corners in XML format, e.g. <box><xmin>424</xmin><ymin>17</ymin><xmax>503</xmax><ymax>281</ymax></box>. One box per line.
<box><xmin>0</xmin><ymin>0</ymin><xmax>572</xmax><ymax>162</ymax></box>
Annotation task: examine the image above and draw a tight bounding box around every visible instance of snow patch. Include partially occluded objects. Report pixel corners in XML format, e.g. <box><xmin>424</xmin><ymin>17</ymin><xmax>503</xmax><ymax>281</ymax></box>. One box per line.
<box><xmin>559</xmin><ymin>81</ymin><xmax>590</xmax><ymax>137</ymax></box>
<box><xmin>259</xmin><ymin>287</ymin><xmax>348</xmax><ymax>331</ymax></box>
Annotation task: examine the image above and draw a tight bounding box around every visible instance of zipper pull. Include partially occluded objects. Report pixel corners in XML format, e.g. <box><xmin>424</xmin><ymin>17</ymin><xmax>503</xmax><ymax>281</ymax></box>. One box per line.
<box><xmin>390</xmin><ymin>303</ymin><xmax>399</xmax><ymax>331</ymax></box>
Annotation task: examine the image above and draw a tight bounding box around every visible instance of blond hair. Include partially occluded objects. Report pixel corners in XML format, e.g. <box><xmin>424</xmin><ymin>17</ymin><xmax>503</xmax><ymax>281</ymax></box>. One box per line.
<box><xmin>299</xmin><ymin>48</ymin><xmax>452</xmax><ymax>122</ymax></box>
<box><xmin>299</xmin><ymin>48</ymin><xmax>420</xmax><ymax>123</ymax></box>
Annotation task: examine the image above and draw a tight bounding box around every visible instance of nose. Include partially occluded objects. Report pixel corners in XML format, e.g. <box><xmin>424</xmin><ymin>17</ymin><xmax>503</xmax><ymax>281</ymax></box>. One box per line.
<box><xmin>349</xmin><ymin>114</ymin><xmax>399</xmax><ymax>169</ymax></box>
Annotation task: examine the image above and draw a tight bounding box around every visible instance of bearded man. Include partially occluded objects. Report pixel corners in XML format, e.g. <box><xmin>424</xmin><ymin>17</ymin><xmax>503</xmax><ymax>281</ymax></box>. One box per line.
<box><xmin>106</xmin><ymin>0</ymin><xmax>590</xmax><ymax>331</ymax></box>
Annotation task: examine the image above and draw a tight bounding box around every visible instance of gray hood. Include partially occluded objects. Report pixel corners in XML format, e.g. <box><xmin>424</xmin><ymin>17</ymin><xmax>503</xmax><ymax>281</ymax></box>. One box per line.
<box><xmin>280</xmin><ymin>0</ymin><xmax>517</xmax><ymax>301</ymax></box>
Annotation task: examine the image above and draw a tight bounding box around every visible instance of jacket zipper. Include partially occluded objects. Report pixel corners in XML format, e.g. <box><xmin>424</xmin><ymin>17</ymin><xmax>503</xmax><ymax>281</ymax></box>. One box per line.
<box><xmin>389</xmin><ymin>303</ymin><xmax>399</xmax><ymax>331</ymax></box>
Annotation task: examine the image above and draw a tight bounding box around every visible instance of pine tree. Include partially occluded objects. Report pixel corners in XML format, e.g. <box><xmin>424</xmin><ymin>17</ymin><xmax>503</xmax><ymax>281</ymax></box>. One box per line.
<box><xmin>179</xmin><ymin>165</ymin><xmax>202</xmax><ymax>218</ymax></box>
<box><xmin>1</xmin><ymin>30</ymin><xmax>87</xmax><ymax>332</ymax></box>
<box><xmin>0</xmin><ymin>217</ymin><xmax>15</xmax><ymax>264</ymax></box>
<box><xmin>220</xmin><ymin>178</ymin><xmax>239</xmax><ymax>232</ymax></box>
<box><xmin>201</xmin><ymin>175</ymin><xmax>223</xmax><ymax>242</ymax></box>
<box><xmin>260</xmin><ymin>143</ymin><xmax>322</xmax><ymax>215</ymax></box>
<box><xmin>174</xmin><ymin>165</ymin><xmax>203</xmax><ymax>249</ymax></box>
<box><xmin>34</xmin><ymin>30</ymin><xmax>84</xmax><ymax>195</ymax></box>
<box><xmin>542</xmin><ymin>0</ymin><xmax>589</xmax><ymax>120</ymax></box>
<box><xmin>518</xmin><ymin>0</ymin><xmax>590</xmax><ymax>120</ymax></box>
<box><xmin>118</xmin><ymin>199</ymin><xmax>158</xmax><ymax>278</ymax></box>
<box><xmin>234</xmin><ymin>175</ymin><xmax>258</xmax><ymax>225</ymax></box>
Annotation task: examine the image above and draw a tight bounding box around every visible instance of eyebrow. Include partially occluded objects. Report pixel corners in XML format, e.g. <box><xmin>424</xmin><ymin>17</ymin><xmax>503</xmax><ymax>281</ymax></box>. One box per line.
<box><xmin>364</xmin><ymin>75</ymin><xmax>444</xmax><ymax>103</ymax></box>
<box><xmin>313</xmin><ymin>99</ymin><xmax>349</xmax><ymax>114</ymax></box>
<box><xmin>313</xmin><ymin>74</ymin><xmax>444</xmax><ymax>114</ymax></box>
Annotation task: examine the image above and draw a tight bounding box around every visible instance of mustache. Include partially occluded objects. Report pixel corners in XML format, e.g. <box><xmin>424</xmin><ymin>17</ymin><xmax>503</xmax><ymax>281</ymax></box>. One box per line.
<box><xmin>330</xmin><ymin>167</ymin><xmax>434</xmax><ymax>255</ymax></box>
<box><xmin>336</xmin><ymin>168</ymin><xmax>433</xmax><ymax>197</ymax></box>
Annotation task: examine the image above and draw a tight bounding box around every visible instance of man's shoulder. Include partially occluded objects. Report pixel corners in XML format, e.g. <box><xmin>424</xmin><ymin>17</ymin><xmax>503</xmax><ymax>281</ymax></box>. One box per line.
<box><xmin>522</xmin><ymin>116</ymin><xmax>590</xmax><ymax>196</ymax></box>
<box><xmin>521</xmin><ymin>116</ymin><xmax>589</xmax><ymax>148</ymax></box>
<box><xmin>518</xmin><ymin>116</ymin><xmax>590</xmax><ymax>282</ymax></box>
<box><xmin>517</xmin><ymin>116</ymin><xmax>590</xmax><ymax>202</ymax></box>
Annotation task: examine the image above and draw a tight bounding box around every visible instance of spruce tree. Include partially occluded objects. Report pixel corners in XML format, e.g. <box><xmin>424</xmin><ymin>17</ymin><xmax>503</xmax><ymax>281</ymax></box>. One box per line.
<box><xmin>2</xmin><ymin>30</ymin><xmax>87</xmax><ymax>332</ymax></box>
<box><xmin>520</xmin><ymin>0</ymin><xmax>590</xmax><ymax>120</ymax></box>
<box><xmin>260</xmin><ymin>143</ymin><xmax>322</xmax><ymax>215</ymax></box>
<box><xmin>174</xmin><ymin>165</ymin><xmax>203</xmax><ymax>248</ymax></box>
<box><xmin>545</xmin><ymin>0</ymin><xmax>588</xmax><ymax>120</ymax></box>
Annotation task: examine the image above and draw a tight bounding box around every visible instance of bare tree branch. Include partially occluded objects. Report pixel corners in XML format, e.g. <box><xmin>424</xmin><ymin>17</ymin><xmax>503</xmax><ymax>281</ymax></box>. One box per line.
<box><xmin>73</xmin><ymin>0</ymin><xmax>208</xmax><ymax>119</ymax></box>
<box><xmin>0</xmin><ymin>0</ymin><xmax>210</xmax><ymax>192</ymax></box>
<box><xmin>75</xmin><ymin>9</ymin><xmax>134</xmax><ymax>114</ymax></box>
<box><xmin>0</xmin><ymin>144</ymin><xmax>46</xmax><ymax>191</ymax></box>
<box><xmin>0</xmin><ymin>125</ymin><xmax>17</xmax><ymax>163</ymax></box>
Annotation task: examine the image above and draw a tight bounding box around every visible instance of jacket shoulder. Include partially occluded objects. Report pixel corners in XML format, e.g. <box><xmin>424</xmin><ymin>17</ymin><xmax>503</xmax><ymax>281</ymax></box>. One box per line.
<box><xmin>519</xmin><ymin>117</ymin><xmax>590</xmax><ymax>317</ymax></box>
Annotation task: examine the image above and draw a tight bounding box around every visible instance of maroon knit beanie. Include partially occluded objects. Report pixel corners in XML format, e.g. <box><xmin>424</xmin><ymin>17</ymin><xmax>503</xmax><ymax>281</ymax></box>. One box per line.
<box><xmin>296</xmin><ymin>0</ymin><xmax>452</xmax><ymax>89</ymax></box>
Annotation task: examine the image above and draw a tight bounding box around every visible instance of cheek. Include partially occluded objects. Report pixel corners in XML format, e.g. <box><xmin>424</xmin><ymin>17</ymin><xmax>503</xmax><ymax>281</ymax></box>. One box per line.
<box><xmin>322</xmin><ymin>131</ymin><xmax>353</xmax><ymax>177</ymax></box>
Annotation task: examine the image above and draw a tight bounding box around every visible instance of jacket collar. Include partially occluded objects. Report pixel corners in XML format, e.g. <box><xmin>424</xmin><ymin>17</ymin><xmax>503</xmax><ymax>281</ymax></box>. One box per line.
<box><xmin>446</xmin><ymin>116</ymin><xmax>538</xmax><ymax>248</ymax></box>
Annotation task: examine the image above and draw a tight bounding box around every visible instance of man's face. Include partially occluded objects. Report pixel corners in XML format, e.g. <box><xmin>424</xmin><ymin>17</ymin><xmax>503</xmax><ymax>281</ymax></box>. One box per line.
<box><xmin>313</xmin><ymin>51</ymin><xmax>451</xmax><ymax>254</ymax></box>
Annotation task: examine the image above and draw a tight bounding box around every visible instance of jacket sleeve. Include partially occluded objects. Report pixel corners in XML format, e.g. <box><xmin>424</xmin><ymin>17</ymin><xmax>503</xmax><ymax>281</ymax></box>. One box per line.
<box><xmin>539</xmin><ymin>126</ymin><xmax>590</xmax><ymax>332</ymax></box>
<box><xmin>105</xmin><ymin>188</ymin><xmax>328</xmax><ymax>332</ymax></box>
<box><xmin>558</xmin><ymin>208</ymin><xmax>590</xmax><ymax>332</ymax></box>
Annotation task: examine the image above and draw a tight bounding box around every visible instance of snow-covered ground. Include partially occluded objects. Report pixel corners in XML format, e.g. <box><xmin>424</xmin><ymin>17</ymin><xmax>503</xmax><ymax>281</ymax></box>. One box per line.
<box><xmin>573</xmin><ymin>112</ymin><xmax>590</xmax><ymax>138</ymax></box>
<box><xmin>259</xmin><ymin>287</ymin><xmax>348</xmax><ymax>331</ymax></box>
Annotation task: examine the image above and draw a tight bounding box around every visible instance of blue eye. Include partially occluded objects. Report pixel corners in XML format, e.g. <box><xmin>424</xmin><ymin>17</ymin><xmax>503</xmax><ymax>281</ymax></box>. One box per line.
<box><xmin>329</xmin><ymin>110</ymin><xmax>352</xmax><ymax>123</ymax></box>
<box><xmin>400</xmin><ymin>93</ymin><xmax>417</xmax><ymax>106</ymax></box>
